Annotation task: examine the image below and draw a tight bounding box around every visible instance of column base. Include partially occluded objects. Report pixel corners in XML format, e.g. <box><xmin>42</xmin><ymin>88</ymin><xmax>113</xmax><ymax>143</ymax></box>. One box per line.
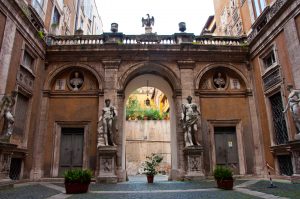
<box><xmin>183</xmin><ymin>146</ymin><xmax>205</xmax><ymax>180</ymax></box>
<box><xmin>0</xmin><ymin>179</ymin><xmax>14</xmax><ymax>190</ymax></box>
<box><xmin>97</xmin><ymin>146</ymin><xmax>118</xmax><ymax>184</ymax></box>
<box><xmin>291</xmin><ymin>174</ymin><xmax>300</xmax><ymax>184</ymax></box>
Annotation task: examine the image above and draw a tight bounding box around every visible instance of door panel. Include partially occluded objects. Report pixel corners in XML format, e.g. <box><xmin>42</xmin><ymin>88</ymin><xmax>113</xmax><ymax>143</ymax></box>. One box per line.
<box><xmin>72</xmin><ymin>133</ymin><xmax>84</xmax><ymax>167</ymax></box>
<box><xmin>59</xmin><ymin>128</ymin><xmax>84</xmax><ymax>176</ymax></box>
<box><xmin>214</xmin><ymin>127</ymin><xmax>239</xmax><ymax>174</ymax></box>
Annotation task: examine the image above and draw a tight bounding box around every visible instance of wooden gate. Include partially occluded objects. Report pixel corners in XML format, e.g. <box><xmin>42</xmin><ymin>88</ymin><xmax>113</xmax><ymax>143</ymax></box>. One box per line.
<box><xmin>59</xmin><ymin>128</ymin><xmax>84</xmax><ymax>176</ymax></box>
<box><xmin>214</xmin><ymin>127</ymin><xmax>239</xmax><ymax>174</ymax></box>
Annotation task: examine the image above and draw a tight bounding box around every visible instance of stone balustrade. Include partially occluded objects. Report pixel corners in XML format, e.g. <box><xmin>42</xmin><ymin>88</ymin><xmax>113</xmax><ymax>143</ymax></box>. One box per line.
<box><xmin>46</xmin><ymin>34</ymin><xmax>247</xmax><ymax>47</ymax></box>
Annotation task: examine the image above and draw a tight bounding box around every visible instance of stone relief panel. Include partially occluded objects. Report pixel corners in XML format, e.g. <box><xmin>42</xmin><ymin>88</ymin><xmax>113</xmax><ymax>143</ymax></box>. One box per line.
<box><xmin>188</xmin><ymin>156</ymin><xmax>201</xmax><ymax>172</ymax></box>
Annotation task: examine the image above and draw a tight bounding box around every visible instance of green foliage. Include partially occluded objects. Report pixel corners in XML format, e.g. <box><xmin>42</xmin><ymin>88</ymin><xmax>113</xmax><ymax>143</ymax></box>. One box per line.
<box><xmin>143</xmin><ymin>153</ymin><xmax>163</xmax><ymax>176</ymax></box>
<box><xmin>126</xmin><ymin>97</ymin><xmax>164</xmax><ymax>120</ymax></box>
<box><xmin>64</xmin><ymin>169</ymin><xmax>92</xmax><ymax>183</ymax></box>
<box><xmin>213</xmin><ymin>166</ymin><xmax>233</xmax><ymax>180</ymax></box>
<box><xmin>38</xmin><ymin>31</ymin><xmax>44</xmax><ymax>39</ymax></box>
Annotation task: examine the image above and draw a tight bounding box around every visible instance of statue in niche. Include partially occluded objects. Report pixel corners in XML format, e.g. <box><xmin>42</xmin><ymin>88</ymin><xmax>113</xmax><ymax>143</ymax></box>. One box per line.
<box><xmin>69</xmin><ymin>71</ymin><xmax>83</xmax><ymax>91</ymax></box>
<box><xmin>97</xmin><ymin>99</ymin><xmax>117</xmax><ymax>147</ymax></box>
<box><xmin>283</xmin><ymin>87</ymin><xmax>300</xmax><ymax>138</ymax></box>
<box><xmin>181</xmin><ymin>96</ymin><xmax>200</xmax><ymax>147</ymax></box>
<box><xmin>0</xmin><ymin>91</ymin><xmax>17</xmax><ymax>139</ymax></box>
<box><xmin>213</xmin><ymin>72</ymin><xmax>226</xmax><ymax>89</ymax></box>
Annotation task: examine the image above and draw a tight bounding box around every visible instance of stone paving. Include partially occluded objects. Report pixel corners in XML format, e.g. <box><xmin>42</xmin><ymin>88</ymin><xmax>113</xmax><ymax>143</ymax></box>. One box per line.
<box><xmin>0</xmin><ymin>177</ymin><xmax>299</xmax><ymax>199</ymax></box>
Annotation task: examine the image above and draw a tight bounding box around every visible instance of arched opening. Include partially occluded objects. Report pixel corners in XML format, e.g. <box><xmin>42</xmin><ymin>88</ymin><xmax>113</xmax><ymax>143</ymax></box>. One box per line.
<box><xmin>122</xmin><ymin>74</ymin><xmax>177</xmax><ymax>180</ymax></box>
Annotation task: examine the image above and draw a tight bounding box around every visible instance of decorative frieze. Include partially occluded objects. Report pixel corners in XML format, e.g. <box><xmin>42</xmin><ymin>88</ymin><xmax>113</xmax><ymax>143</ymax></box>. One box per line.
<box><xmin>17</xmin><ymin>66</ymin><xmax>35</xmax><ymax>92</ymax></box>
<box><xmin>262</xmin><ymin>66</ymin><xmax>281</xmax><ymax>91</ymax></box>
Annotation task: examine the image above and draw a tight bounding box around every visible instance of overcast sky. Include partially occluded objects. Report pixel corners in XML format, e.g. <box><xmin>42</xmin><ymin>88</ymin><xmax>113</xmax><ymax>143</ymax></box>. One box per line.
<box><xmin>95</xmin><ymin>0</ymin><xmax>215</xmax><ymax>35</ymax></box>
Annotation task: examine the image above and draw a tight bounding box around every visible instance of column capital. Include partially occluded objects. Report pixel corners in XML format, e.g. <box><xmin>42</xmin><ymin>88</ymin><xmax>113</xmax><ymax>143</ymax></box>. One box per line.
<box><xmin>177</xmin><ymin>61</ymin><xmax>195</xmax><ymax>69</ymax></box>
<box><xmin>102</xmin><ymin>60</ymin><xmax>121</xmax><ymax>69</ymax></box>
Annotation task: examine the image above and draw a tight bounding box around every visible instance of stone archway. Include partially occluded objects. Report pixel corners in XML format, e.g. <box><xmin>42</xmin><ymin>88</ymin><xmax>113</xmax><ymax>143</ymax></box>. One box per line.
<box><xmin>122</xmin><ymin>74</ymin><xmax>178</xmax><ymax>180</ymax></box>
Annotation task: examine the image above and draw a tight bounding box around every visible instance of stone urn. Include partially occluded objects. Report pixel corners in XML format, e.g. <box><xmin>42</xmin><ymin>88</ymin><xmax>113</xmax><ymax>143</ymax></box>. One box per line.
<box><xmin>111</xmin><ymin>23</ymin><xmax>118</xmax><ymax>33</ymax></box>
<box><xmin>179</xmin><ymin>22</ymin><xmax>186</xmax><ymax>32</ymax></box>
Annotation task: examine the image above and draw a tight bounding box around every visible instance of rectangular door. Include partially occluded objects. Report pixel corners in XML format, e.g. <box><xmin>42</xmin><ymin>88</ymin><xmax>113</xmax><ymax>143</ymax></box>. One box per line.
<box><xmin>214</xmin><ymin>127</ymin><xmax>239</xmax><ymax>174</ymax></box>
<box><xmin>59</xmin><ymin>128</ymin><xmax>84</xmax><ymax>176</ymax></box>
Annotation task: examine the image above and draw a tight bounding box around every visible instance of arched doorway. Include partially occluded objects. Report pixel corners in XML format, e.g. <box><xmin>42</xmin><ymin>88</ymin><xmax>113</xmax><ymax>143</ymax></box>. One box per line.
<box><xmin>122</xmin><ymin>74</ymin><xmax>178</xmax><ymax>179</ymax></box>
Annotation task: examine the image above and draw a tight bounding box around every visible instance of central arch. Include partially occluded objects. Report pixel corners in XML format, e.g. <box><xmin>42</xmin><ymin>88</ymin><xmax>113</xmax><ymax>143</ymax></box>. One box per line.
<box><xmin>122</xmin><ymin>74</ymin><xmax>178</xmax><ymax>178</ymax></box>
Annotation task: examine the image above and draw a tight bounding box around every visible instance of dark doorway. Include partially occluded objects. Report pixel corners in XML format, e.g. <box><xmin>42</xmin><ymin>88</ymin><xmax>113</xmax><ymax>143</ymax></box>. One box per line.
<box><xmin>214</xmin><ymin>127</ymin><xmax>239</xmax><ymax>174</ymax></box>
<box><xmin>59</xmin><ymin>128</ymin><xmax>84</xmax><ymax>176</ymax></box>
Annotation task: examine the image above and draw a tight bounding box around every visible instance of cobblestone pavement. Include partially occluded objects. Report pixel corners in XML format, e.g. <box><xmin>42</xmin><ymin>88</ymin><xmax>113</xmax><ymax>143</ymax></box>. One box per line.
<box><xmin>0</xmin><ymin>177</ymin><xmax>299</xmax><ymax>199</ymax></box>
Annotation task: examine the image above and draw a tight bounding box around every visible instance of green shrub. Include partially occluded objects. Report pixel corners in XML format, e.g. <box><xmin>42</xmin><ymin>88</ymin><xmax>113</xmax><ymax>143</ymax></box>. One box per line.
<box><xmin>213</xmin><ymin>166</ymin><xmax>233</xmax><ymax>180</ymax></box>
<box><xmin>64</xmin><ymin>169</ymin><xmax>92</xmax><ymax>183</ymax></box>
<box><xmin>143</xmin><ymin>153</ymin><xmax>163</xmax><ymax>176</ymax></box>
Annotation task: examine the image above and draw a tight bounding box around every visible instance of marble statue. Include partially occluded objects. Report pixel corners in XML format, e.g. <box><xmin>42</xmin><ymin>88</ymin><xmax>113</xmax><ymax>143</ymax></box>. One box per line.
<box><xmin>213</xmin><ymin>72</ymin><xmax>226</xmax><ymax>89</ymax></box>
<box><xmin>0</xmin><ymin>91</ymin><xmax>17</xmax><ymax>138</ymax></box>
<box><xmin>70</xmin><ymin>72</ymin><xmax>83</xmax><ymax>91</ymax></box>
<box><xmin>283</xmin><ymin>88</ymin><xmax>300</xmax><ymax>138</ymax></box>
<box><xmin>97</xmin><ymin>99</ymin><xmax>117</xmax><ymax>147</ymax></box>
<box><xmin>181</xmin><ymin>96</ymin><xmax>200</xmax><ymax>147</ymax></box>
<box><xmin>142</xmin><ymin>14</ymin><xmax>154</xmax><ymax>28</ymax></box>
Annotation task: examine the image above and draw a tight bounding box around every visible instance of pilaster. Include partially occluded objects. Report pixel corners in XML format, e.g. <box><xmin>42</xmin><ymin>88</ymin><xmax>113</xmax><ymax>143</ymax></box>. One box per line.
<box><xmin>0</xmin><ymin>17</ymin><xmax>16</xmax><ymax>97</ymax></box>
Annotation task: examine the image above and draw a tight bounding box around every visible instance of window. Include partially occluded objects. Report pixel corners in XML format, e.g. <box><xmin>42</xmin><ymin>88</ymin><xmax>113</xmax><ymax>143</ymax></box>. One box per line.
<box><xmin>80</xmin><ymin>18</ymin><xmax>84</xmax><ymax>29</ymax></box>
<box><xmin>32</xmin><ymin>0</ymin><xmax>45</xmax><ymax>19</ymax></box>
<box><xmin>269</xmin><ymin>92</ymin><xmax>288</xmax><ymax>145</ymax></box>
<box><xmin>52</xmin><ymin>7</ymin><xmax>60</xmax><ymax>25</ymax></box>
<box><xmin>14</xmin><ymin>93</ymin><xmax>29</xmax><ymax>138</ymax></box>
<box><xmin>22</xmin><ymin>51</ymin><xmax>34</xmax><ymax>71</ymax></box>
<box><xmin>253</xmin><ymin>0</ymin><xmax>267</xmax><ymax>17</ymax></box>
<box><xmin>263</xmin><ymin>51</ymin><xmax>276</xmax><ymax>68</ymax></box>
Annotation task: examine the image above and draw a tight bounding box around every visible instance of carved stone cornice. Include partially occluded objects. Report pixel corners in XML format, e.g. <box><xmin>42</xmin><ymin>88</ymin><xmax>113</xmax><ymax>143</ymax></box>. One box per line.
<box><xmin>177</xmin><ymin>61</ymin><xmax>195</xmax><ymax>69</ymax></box>
<box><xmin>102</xmin><ymin>60</ymin><xmax>121</xmax><ymax>69</ymax></box>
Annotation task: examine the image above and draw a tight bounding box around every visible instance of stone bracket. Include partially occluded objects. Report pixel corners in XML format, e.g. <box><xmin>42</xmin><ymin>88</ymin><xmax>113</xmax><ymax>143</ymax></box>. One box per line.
<box><xmin>102</xmin><ymin>60</ymin><xmax>121</xmax><ymax>69</ymax></box>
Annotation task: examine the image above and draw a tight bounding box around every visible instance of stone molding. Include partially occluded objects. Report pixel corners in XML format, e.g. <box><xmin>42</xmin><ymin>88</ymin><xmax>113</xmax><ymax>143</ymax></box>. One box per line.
<box><xmin>102</xmin><ymin>60</ymin><xmax>121</xmax><ymax>69</ymax></box>
<box><xmin>177</xmin><ymin>61</ymin><xmax>196</xmax><ymax>69</ymax></box>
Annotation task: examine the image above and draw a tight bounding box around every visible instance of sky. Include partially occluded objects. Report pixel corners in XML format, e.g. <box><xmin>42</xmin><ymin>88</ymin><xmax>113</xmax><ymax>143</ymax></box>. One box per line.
<box><xmin>95</xmin><ymin>0</ymin><xmax>215</xmax><ymax>35</ymax></box>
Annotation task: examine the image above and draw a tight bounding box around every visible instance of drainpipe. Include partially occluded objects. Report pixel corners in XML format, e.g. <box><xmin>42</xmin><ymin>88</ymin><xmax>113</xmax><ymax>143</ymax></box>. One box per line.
<box><xmin>75</xmin><ymin>0</ymin><xmax>81</xmax><ymax>32</ymax></box>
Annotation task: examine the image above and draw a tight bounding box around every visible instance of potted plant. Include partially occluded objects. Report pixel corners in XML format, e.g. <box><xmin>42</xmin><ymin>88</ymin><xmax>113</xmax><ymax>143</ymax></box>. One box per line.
<box><xmin>213</xmin><ymin>166</ymin><xmax>234</xmax><ymax>190</ymax></box>
<box><xmin>64</xmin><ymin>169</ymin><xmax>92</xmax><ymax>194</ymax></box>
<box><xmin>143</xmin><ymin>153</ymin><xmax>163</xmax><ymax>183</ymax></box>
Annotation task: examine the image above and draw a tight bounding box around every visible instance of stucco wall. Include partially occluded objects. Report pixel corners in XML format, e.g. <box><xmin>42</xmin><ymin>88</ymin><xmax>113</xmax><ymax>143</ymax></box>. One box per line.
<box><xmin>125</xmin><ymin>120</ymin><xmax>171</xmax><ymax>175</ymax></box>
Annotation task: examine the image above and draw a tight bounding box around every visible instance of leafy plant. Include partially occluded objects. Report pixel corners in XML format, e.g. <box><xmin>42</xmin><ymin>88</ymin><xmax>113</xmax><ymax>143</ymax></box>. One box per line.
<box><xmin>213</xmin><ymin>166</ymin><xmax>233</xmax><ymax>180</ymax></box>
<box><xmin>143</xmin><ymin>153</ymin><xmax>163</xmax><ymax>176</ymax></box>
<box><xmin>64</xmin><ymin>169</ymin><xmax>92</xmax><ymax>183</ymax></box>
<box><xmin>38</xmin><ymin>30</ymin><xmax>44</xmax><ymax>39</ymax></box>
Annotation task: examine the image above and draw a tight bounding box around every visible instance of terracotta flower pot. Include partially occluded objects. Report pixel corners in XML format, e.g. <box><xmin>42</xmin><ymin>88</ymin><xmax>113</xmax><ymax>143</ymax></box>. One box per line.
<box><xmin>147</xmin><ymin>175</ymin><xmax>154</xmax><ymax>183</ymax></box>
<box><xmin>65</xmin><ymin>182</ymin><xmax>90</xmax><ymax>194</ymax></box>
<box><xmin>216</xmin><ymin>179</ymin><xmax>234</xmax><ymax>190</ymax></box>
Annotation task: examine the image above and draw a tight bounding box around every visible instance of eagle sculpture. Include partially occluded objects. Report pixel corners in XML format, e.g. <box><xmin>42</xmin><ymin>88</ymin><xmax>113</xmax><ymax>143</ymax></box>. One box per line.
<box><xmin>142</xmin><ymin>14</ymin><xmax>154</xmax><ymax>27</ymax></box>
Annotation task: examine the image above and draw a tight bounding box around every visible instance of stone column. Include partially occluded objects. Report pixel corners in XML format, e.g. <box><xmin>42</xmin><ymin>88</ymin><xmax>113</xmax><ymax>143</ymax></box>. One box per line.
<box><xmin>177</xmin><ymin>61</ymin><xmax>204</xmax><ymax>179</ymax></box>
<box><xmin>101</xmin><ymin>60</ymin><xmax>122</xmax><ymax>181</ymax></box>
<box><xmin>248</xmin><ymin>93</ymin><xmax>264</xmax><ymax>175</ymax></box>
<box><xmin>30</xmin><ymin>92</ymin><xmax>50</xmax><ymax>180</ymax></box>
<box><xmin>284</xmin><ymin>20</ymin><xmax>300</xmax><ymax>88</ymax></box>
<box><xmin>0</xmin><ymin>17</ymin><xmax>16</xmax><ymax>98</ymax></box>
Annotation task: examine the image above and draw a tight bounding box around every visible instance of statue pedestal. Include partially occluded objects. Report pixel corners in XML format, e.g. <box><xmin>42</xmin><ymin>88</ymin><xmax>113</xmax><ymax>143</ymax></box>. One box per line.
<box><xmin>97</xmin><ymin>146</ymin><xmax>118</xmax><ymax>183</ymax></box>
<box><xmin>290</xmin><ymin>140</ymin><xmax>300</xmax><ymax>183</ymax></box>
<box><xmin>0</xmin><ymin>142</ymin><xmax>17</xmax><ymax>189</ymax></box>
<box><xmin>183</xmin><ymin>146</ymin><xmax>205</xmax><ymax>180</ymax></box>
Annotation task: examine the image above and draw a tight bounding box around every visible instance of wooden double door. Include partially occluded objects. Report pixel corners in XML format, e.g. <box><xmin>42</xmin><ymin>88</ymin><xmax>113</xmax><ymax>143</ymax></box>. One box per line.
<box><xmin>214</xmin><ymin>127</ymin><xmax>239</xmax><ymax>174</ymax></box>
<box><xmin>59</xmin><ymin>128</ymin><xmax>84</xmax><ymax>176</ymax></box>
